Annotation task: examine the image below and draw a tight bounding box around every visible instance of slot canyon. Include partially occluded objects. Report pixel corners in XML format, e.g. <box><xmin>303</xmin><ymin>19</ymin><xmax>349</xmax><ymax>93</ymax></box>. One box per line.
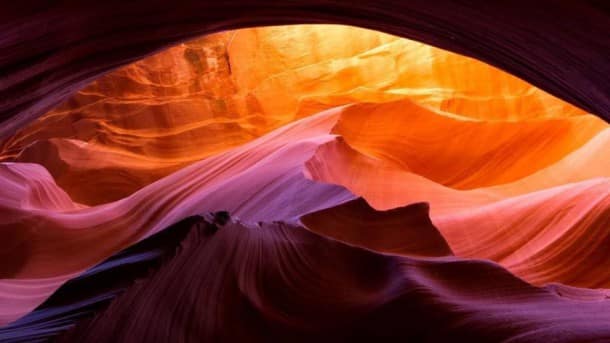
<box><xmin>1</xmin><ymin>2</ymin><xmax>609</xmax><ymax>342</ymax></box>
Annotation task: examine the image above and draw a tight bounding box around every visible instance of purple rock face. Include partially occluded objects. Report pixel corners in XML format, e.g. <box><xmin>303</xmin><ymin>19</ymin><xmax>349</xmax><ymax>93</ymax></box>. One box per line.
<box><xmin>1</xmin><ymin>3</ymin><xmax>609</xmax><ymax>342</ymax></box>
<box><xmin>55</xmin><ymin>219</ymin><xmax>610</xmax><ymax>342</ymax></box>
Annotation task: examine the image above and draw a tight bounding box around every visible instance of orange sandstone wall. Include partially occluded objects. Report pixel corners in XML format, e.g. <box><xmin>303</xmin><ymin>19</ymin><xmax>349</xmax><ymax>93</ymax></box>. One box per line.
<box><xmin>0</xmin><ymin>25</ymin><xmax>590</xmax><ymax>205</ymax></box>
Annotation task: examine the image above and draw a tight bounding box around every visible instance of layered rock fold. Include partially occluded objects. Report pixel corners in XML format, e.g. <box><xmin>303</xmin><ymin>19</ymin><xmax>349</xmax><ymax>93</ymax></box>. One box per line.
<box><xmin>0</xmin><ymin>24</ymin><xmax>608</xmax><ymax>341</ymax></box>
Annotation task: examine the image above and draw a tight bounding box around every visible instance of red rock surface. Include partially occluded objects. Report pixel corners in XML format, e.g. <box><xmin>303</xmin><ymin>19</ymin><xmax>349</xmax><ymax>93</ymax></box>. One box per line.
<box><xmin>0</xmin><ymin>21</ymin><xmax>609</xmax><ymax>342</ymax></box>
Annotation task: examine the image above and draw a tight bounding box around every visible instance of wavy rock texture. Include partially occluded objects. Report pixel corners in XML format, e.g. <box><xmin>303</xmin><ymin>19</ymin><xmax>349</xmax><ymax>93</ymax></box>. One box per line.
<box><xmin>1</xmin><ymin>25</ymin><xmax>589</xmax><ymax>205</ymax></box>
<box><xmin>0</xmin><ymin>110</ymin><xmax>358</xmax><ymax>325</ymax></box>
<box><xmin>0</xmin><ymin>215</ymin><xmax>201</xmax><ymax>342</ymax></box>
<box><xmin>56</xmin><ymin>219</ymin><xmax>610</xmax><ymax>342</ymax></box>
<box><xmin>300</xmin><ymin>198</ymin><xmax>453</xmax><ymax>257</ymax></box>
<box><xmin>0</xmin><ymin>21</ymin><xmax>609</xmax><ymax>342</ymax></box>
<box><xmin>304</xmin><ymin>114</ymin><xmax>610</xmax><ymax>288</ymax></box>
<box><xmin>1</xmin><ymin>1</ymin><xmax>609</xmax><ymax>141</ymax></box>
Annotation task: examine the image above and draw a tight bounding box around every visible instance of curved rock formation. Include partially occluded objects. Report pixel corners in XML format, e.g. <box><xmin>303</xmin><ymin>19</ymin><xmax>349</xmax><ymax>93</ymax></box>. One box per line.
<box><xmin>0</xmin><ymin>215</ymin><xmax>201</xmax><ymax>342</ymax></box>
<box><xmin>1</xmin><ymin>1</ymin><xmax>609</xmax><ymax>143</ymax></box>
<box><xmin>0</xmin><ymin>109</ymin><xmax>359</xmax><ymax>325</ymax></box>
<box><xmin>0</xmin><ymin>15</ymin><xmax>609</xmax><ymax>342</ymax></box>
<box><xmin>55</xmin><ymin>219</ymin><xmax>610</xmax><ymax>342</ymax></box>
<box><xmin>304</xmin><ymin>107</ymin><xmax>610</xmax><ymax>288</ymax></box>
<box><xmin>301</xmin><ymin>198</ymin><xmax>453</xmax><ymax>257</ymax></box>
<box><xmin>2</xmin><ymin>25</ymin><xmax>591</xmax><ymax>205</ymax></box>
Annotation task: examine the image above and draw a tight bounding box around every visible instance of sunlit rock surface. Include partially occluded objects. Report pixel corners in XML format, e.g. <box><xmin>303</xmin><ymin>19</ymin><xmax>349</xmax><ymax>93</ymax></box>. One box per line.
<box><xmin>0</xmin><ymin>24</ymin><xmax>609</xmax><ymax>342</ymax></box>
<box><xmin>0</xmin><ymin>25</ymin><xmax>591</xmax><ymax>204</ymax></box>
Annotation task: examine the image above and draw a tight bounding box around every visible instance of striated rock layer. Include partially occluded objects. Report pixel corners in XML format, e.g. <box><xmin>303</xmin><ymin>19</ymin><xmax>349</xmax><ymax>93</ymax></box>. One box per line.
<box><xmin>1</xmin><ymin>25</ymin><xmax>591</xmax><ymax>205</ymax></box>
<box><xmin>0</xmin><ymin>215</ymin><xmax>202</xmax><ymax>342</ymax></box>
<box><xmin>0</xmin><ymin>103</ymin><xmax>608</xmax><ymax>328</ymax></box>
<box><xmin>0</xmin><ymin>21</ymin><xmax>609</xmax><ymax>342</ymax></box>
<box><xmin>57</xmin><ymin>218</ymin><xmax>610</xmax><ymax>342</ymax></box>
<box><xmin>0</xmin><ymin>110</ymin><xmax>356</xmax><ymax>325</ymax></box>
<box><xmin>1</xmin><ymin>1</ymin><xmax>609</xmax><ymax>142</ymax></box>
